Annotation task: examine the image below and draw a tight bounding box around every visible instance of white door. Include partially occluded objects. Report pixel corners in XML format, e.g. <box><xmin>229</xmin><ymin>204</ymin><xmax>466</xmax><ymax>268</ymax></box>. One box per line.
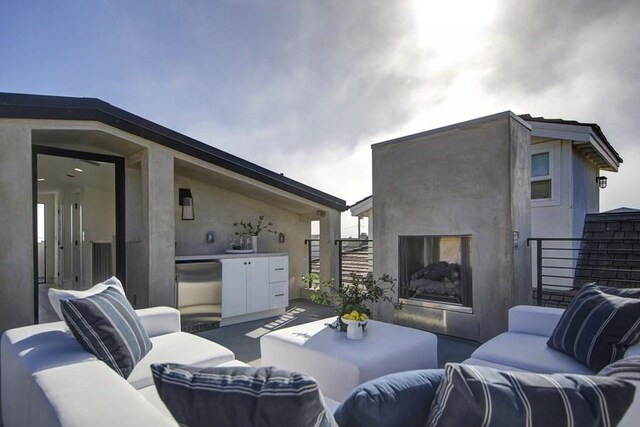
<box><xmin>221</xmin><ymin>259</ymin><xmax>247</xmax><ymax>318</ymax></box>
<box><xmin>246</xmin><ymin>258</ymin><xmax>270</xmax><ymax>313</ymax></box>
<box><xmin>71</xmin><ymin>192</ymin><xmax>82</xmax><ymax>289</ymax></box>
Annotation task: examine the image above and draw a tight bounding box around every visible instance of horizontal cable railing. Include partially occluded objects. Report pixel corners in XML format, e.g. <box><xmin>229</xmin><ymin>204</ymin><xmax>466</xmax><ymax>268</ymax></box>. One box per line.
<box><xmin>528</xmin><ymin>237</ymin><xmax>640</xmax><ymax>307</ymax></box>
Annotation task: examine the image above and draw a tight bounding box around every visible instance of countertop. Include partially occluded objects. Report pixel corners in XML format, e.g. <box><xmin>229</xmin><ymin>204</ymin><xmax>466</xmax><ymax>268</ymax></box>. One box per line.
<box><xmin>175</xmin><ymin>253</ymin><xmax>288</xmax><ymax>263</ymax></box>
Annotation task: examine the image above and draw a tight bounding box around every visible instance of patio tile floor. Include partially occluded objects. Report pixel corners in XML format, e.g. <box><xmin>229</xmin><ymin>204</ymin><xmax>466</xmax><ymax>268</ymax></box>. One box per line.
<box><xmin>196</xmin><ymin>299</ymin><xmax>480</xmax><ymax>368</ymax></box>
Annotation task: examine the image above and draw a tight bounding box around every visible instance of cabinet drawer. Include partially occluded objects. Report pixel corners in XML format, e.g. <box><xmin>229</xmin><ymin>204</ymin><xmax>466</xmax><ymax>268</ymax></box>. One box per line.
<box><xmin>269</xmin><ymin>256</ymin><xmax>288</xmax><ymax>283</ymax></box>
<box><xmin>270</xmin><ymin>282</ymin><xmax>288</xmax><ymax>309</ymax></box>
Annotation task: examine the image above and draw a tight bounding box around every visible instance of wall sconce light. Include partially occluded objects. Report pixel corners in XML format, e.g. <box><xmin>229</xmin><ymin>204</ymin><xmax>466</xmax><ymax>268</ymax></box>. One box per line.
<box><xmin>179</xmin><ymin>188</ymin><xmax>194</xmax><ymax>220</ymax></box>
<box><xmin>595</xmin><ymin>176</ymin><xmax>608</xmax><ymax>189</ymax></box>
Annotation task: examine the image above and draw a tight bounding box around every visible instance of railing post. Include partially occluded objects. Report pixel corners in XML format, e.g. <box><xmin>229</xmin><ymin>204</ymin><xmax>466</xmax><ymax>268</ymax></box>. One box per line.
<box><xmin>305</xmin><ymin>239</ymin><xmax>311</xmax><ymax>276</ymax></box>
<box><xmin>335</xmin><ymin>240</ymin><xmax>343</xmax><ymax>289</ymax></box>
<box><xmin>536</xmin><ymin>239</ymin><xmax>543</xmax><ymax>306</ymax></box>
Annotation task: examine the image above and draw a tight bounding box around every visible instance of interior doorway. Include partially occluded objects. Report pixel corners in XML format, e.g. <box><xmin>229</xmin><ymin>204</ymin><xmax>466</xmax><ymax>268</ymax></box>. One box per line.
<box><xmin>33</xmin><ymin>146</ymin><xmax>125</xmax><ymax>323</ymax></box>
<box><xmin>37</xmin><ymin>203</ymin><xmax>46</xmax><ymax>283</ymax></box>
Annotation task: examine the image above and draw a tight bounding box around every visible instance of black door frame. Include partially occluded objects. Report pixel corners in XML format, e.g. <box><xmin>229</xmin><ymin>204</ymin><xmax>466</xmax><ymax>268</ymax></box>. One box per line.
<box><xmin>32</xmin><ymin>145</ymin><xmax>126</xmax><ymax>323</ymax></box>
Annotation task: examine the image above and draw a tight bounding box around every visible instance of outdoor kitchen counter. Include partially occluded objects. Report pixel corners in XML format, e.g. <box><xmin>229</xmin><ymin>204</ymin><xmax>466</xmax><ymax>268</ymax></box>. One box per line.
<box><xmin>175</xmin><ymin>253</ymin><xmax>288</xmax><ymax>263</ymax></box>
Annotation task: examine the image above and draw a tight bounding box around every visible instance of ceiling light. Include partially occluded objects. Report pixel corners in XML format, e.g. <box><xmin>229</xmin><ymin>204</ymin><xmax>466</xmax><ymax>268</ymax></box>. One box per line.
<box><xmin>66</xmin><ymin>173</ymin><xmax>75</xmax><ymax>178</ymax></box>
<box><xmin>74</xmin><ymin>167</ymin><xmax>84</xmax><ymax>172</ymax></box>
<box><xmin>37</xmin><ymin>178</ymin><xmax>45</xmax><ymax>182</ymax></box>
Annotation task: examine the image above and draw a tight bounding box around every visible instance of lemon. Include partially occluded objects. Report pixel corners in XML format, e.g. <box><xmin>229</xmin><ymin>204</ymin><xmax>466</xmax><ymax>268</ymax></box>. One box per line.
<box><xmin>350</xmin><ymin>310</ymin><xmax>359</xmax><ymax>317</ymax></box>
<box><xmin>342</xmin><ymin>314</ymin><xmax>353</xmax><ymax>320</ymax></box>
<box><xmin>359</xmin><ymin>314</ymin><xmax>368</xmax><ymax>321</ymax></box>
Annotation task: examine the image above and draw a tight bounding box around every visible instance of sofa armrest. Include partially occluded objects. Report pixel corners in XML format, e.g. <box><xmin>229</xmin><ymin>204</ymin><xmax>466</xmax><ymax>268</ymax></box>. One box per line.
<box><xmin>508</xmin><ymin>305</ymin><xmax>565</xmax><ymax>337</ymax></box>
<box><xmin>136</xmin><ymin>307</ymin><xmax>181</xmax><ymax>337</ymax></box>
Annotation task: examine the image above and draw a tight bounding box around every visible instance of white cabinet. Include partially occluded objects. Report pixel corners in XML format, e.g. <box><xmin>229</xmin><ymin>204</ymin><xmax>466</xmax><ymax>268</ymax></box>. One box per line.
<box><xmin>221</xmin><ymin>258</ymin><xmax>249</xmax><ymax>318</ymax></box>
<box><xmin>246</xmin><ymin>258</ymin><xmax>270</xmax><ymax>313</ymax></box>
<box><xmin>268</xmin><ymin>256</ymin><xmax>289</xmax><ymax>309</ymax></box>
<box><xmin>221</xmin><ymin>255</ymin><xmax>288</xmax><ymax>321</ymax></box>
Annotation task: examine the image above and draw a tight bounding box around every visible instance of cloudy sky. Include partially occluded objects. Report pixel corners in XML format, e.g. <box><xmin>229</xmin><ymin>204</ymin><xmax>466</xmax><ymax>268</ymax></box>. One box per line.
<box><xmin>2</xmin><ymin>0</ymin><xmax>639</xmax><ymax>236</ymax></box>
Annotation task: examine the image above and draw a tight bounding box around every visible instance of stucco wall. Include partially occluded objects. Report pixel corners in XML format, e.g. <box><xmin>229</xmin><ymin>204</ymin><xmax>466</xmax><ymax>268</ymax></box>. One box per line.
<box><xmin>174</xmin><ymin>174</ymin><xmax>310</xmax><ymax>299</ymax></box>
<box><xmin>0</xmin><ymin>123</ymin><xmax>35</xmax><ymax>330</ymax></box>
<box><xmin>372</xmin><ymin>112</ymin><xmax>531</xmax><ymax>342</ymax></box>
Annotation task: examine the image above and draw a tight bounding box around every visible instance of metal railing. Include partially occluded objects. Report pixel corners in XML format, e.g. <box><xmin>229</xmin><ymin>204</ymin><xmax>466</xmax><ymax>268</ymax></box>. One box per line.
<box><xmin>528</xmin><ymin>237</ymin><xmax>640</xmax><ymax>306</ymax></box>
<box><xmin>304</xmin><ymin>239</ymin><xmax>320</xmax><ymax>276</ymax></box>
<box><xmin>335</xmin><ymin>239</ymin><xmax>373</xmax><ymax>287</ymax></box>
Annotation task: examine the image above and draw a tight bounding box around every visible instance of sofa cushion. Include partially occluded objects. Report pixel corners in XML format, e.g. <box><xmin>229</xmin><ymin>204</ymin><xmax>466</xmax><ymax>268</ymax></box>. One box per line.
<box><xmin>32</xmin><ymin>360</ymin><xmax>177</xmax><ymax>427</ymax></box>
<box><xmin>547</xmin><ymin>283</ymin><xmax>640</xmax><ymax>371</ymax></box>
<box><xmin>425</xmin><ymin>363</ymin><xmax>635</xmax><ymax>427</ymax></box>
<box><xmin>334</xmin><ymin>369</ymin><xmax>443</xmax><ymax>427</ymax></box>
<box><xmin>60</xmin><ymin>286</ymin><xmax>153</xmax><ymax>378</ymax></box>
<box><xmin>49</xmin><ymin>276</ymin><xmax>126</xmax><ymax>320</ymax></box>
<box><xmin>128</xmin><ymin>331</ymin><xmax>235</xmax><ymax>389</ymax></box>
<box><xmin>470</xmin><ymin>332</ymin><xmax>594</xmax><ymax>374</ymax></box>
<box><xmin>151</xmin><ymin>364</ymin><xmax>337</xmax><ymax>427</ymax></box>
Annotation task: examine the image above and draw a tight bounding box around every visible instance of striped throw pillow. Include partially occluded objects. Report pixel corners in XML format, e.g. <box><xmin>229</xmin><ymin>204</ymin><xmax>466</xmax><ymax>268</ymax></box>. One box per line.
<box><xmin>151</xmin><ymin>364</ymin><xmax>337</xmax><ymax>427</ymax></box>
<box><xmin>547</xmin><ymin>283</ymin><xmax>640</xmax><ymax>371</ymax></box>
<box><xmin>426</xmin><ymin>363</ymin><xmax>634</xmax><ymax>427</ymax></box>
<box><xmin>60</xmin><ymin>286</ymin><xmax>152</xmax><ymax>378</ymax></box>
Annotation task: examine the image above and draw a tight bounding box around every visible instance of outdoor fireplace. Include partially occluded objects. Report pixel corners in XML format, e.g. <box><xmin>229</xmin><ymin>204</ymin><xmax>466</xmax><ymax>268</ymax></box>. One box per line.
<box><xmin>399</xmin><ymin>235</ymin><xmax>472</xmax><ymax>309</ymax></box>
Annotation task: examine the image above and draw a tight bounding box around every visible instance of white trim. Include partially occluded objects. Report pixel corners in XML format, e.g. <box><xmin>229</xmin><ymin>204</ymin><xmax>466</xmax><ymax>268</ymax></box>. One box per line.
<box><xmin>531</xmin><ymin>141</ymin><xmax>561</xmax><ymax>207</ymax></box>
<box><xmin>350</xmin><ymin>197</ymin><xmax>372</xmax><ymax>217</ymax></box>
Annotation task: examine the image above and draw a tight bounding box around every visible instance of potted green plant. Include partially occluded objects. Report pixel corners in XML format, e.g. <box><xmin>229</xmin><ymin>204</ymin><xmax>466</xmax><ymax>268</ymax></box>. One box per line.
<box><xmin>302</xmin><ymin>272</ymin><xmax>402</xmax><ymax>331</ymax></box>
<box><xmin>233</xmin><ymin>215</ymin><xmax>278</xmax><ymax>253</ymax></box>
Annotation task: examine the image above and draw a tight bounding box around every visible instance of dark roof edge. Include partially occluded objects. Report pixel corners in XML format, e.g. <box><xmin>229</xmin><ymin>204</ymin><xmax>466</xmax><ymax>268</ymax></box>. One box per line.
<box><xmin>0</xmin><ymin>92</ymin><xmax>347</xmax><ymax>211</ymax></box>
<box><xmin>519</xmin><ymin>114</ymin><xmax>622</xmax><ymax>164</ymax></box>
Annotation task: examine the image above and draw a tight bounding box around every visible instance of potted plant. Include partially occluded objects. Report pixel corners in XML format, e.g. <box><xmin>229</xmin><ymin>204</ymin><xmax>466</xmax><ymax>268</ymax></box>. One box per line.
<box><xmin>233</xmin><ymin>215</ymin><xmax>278</xmax><ymax>252</ymax></box>
<box><xmin>302</xmin><ymin>272</ymin><xmax>402</xmax><ymax>331</ymax></box>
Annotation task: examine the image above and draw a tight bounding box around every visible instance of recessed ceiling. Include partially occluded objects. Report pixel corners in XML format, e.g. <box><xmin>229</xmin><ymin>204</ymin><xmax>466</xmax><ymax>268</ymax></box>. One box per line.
<box><xmin>37</xmin><ymin>154</ymin><xmax>115</xmax><ymax>193</ymax></box>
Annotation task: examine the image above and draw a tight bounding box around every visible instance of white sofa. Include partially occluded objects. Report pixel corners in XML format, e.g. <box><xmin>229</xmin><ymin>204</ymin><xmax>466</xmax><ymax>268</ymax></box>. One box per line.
<box><xmin>1</xmin><ymin>306</ymin><xmax>247</xmax><ymax>427</ymax></box>
<box><xmin>464</xmin><ymin>305</ymin><xmax>640</xmax><ymax>426</ymax></box>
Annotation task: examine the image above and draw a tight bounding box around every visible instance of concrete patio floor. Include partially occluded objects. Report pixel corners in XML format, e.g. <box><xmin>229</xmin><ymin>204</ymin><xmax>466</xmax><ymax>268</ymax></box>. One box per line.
<box><xmin>196</xmin><ymin>299</ymin><xmax>480</xmax><ymax>368</ymax></box>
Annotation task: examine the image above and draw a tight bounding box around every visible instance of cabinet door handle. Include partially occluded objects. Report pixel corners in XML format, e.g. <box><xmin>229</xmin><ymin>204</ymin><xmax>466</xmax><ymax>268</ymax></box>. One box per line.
<box><xmin>275</xmin><ymin>293</ymin><xmax>285</xmax><ymax>297</ymax></box>
<box><xmin>275</xmin><ymin>268</ymin><xmax>284</xmax><ymax>271</ymax></box>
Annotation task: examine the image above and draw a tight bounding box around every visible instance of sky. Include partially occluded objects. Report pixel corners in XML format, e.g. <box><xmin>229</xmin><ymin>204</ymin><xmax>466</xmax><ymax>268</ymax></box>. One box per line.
<box><xmin>1</xmin><ymin>0</ymin><xmax>639</xmax><ymax>237</ymax></box>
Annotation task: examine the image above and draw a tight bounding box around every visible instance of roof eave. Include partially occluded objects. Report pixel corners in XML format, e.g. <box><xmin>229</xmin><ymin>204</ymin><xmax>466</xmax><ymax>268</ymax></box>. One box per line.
<box><xmin>0</xmin><ymin>93</ymin><xmax>348</xmax><ymax>212</ymax></box>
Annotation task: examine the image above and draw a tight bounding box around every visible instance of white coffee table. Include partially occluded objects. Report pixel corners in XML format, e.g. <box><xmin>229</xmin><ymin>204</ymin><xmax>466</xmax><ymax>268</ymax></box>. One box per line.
<box><xmin>260</xmin><ymin>317</ymin><xmax>438</xmax><ymax>401</ymax></box>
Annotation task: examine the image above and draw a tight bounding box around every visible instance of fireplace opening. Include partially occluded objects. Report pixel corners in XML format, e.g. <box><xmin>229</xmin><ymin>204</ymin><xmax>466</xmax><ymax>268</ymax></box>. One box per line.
<box><xmin>399</xmin><ymin>235</ymin><xmax>472</xmax><ymax>308</ymax></box>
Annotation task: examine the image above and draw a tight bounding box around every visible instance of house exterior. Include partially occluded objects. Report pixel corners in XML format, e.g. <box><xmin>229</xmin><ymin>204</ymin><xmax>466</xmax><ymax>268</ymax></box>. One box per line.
<box><xmin>522</xmin><ymin>114</ymin><xmax>622</xmax><ymax>239</ymax></box>
<box><xmin>0</xmin><ymin>93</ymin><xmax>347</xmax><ymax>335</ymax></box>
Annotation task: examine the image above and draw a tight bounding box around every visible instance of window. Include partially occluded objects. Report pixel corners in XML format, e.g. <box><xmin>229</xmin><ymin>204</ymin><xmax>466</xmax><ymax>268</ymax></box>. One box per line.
<box><xmin>531</xmin><ymin>152</ymin><xmax>552</xmax><ymax>200</ymax></box>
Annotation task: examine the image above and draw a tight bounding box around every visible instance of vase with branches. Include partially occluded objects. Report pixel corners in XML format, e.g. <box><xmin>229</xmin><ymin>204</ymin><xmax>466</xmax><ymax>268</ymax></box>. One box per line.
<box><xmin>233</xmin><ymin>215</ymin><xmax>278</xmax><ymax>252</ymax></box>
<box><xmin>302</xmin><ymin>272</ymin><xmax>402</xmax><ymax>331</ymax></box>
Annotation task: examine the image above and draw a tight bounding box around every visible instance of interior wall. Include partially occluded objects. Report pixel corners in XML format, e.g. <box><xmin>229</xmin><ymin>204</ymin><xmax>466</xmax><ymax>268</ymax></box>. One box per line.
<box><xmin>174</xmin><ymin>174</ymin><xmax>310</xmax><ymax>299</ymax></box>
<box><xmin>82</xmin><ymin>184</ymin><xmax>116</xmax><ymax>287</ymax></box>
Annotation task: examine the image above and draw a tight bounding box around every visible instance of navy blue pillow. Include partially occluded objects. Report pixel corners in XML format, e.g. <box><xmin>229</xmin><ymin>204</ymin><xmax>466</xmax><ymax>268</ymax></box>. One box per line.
<box><xmin>426</xmin><ymin>363</ymin><xmax>635</xmax><ymax>427</ymax></box>
<box><xmin>598</xmin><ymin>356</ymin><xmax>640</xmax><ymax>381</ymax></box>
<box><xmin>547</xmin><ymin>283</ymin><xmax>640</xmax><ymax>371</ymax></box>
<box><xmin>334</xmin><ymin>369</ymin><xmax>444</xmax><ymax>427</ymax></box>
<box><xmin>152</xmin><ymin>364</ymin><xmax>336</xmax><ymax>427</ymax></box>
<box><xmin>60</xmin><ymin>286</ymin><xmax>152</xmax><ymax>378</ymax></box>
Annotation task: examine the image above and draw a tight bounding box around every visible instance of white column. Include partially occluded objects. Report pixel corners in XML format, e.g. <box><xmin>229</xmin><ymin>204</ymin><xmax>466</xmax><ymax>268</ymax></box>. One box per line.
<box><xmin>141</xmin><ymin>148</ymin><xmax>176</xmax><ymax>308</ymax></box>
<box><xmin>319</xmin><ymin>210</ymin><xmax>341</xmax><ymax>281</ymax></box>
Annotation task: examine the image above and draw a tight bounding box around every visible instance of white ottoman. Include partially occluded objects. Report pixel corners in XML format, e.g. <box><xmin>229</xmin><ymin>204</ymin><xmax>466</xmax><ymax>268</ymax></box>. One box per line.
<box><xmin>260</xmin><ymin>317</ymin><xmax>438</xmax><ymax>401</ymax></box>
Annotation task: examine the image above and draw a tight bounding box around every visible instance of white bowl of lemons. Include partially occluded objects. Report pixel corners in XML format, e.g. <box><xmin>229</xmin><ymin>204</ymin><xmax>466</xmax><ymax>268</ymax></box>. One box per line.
<box><xmin>341</xmin><ymin>311</ymin><xmax>368</xmax><ymax>340</ymax></box>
